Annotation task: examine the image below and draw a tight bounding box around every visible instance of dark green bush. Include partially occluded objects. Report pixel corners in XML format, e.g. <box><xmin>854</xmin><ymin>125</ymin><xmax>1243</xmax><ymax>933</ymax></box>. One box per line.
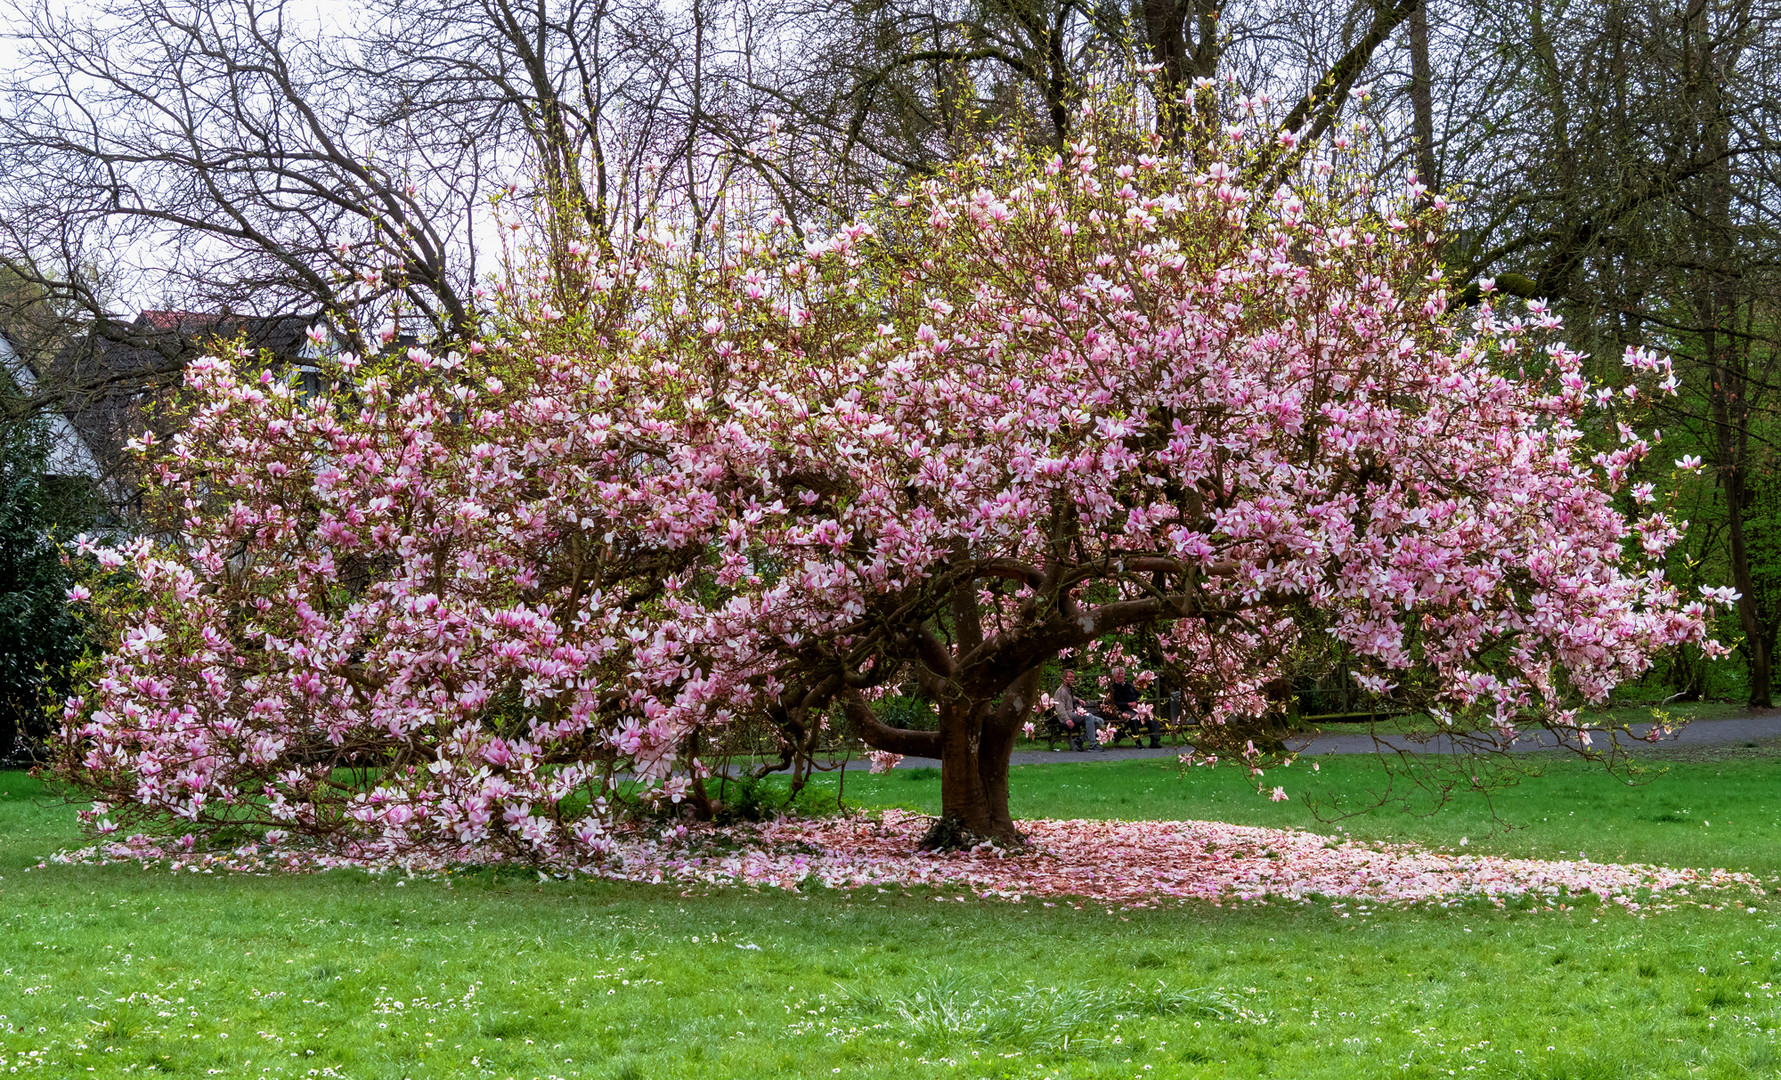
<box><xmin>0</xmin><ymin>418</ymin><xmax>95</xmax><ymax>761</ymax></box>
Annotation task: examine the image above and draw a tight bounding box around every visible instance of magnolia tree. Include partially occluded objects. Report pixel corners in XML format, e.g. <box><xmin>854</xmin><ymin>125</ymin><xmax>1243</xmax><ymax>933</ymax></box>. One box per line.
<box><xmin>57</xmin><ymin>89</ymin><xmax>1725</xmax><ymax>860</ymax></box>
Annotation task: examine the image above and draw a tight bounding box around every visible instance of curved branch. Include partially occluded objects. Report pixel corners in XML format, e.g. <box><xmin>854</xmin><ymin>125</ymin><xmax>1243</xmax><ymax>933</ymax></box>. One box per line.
<box><xmin>842</xmin><ymin>688</ymin><xmax>941</xmax><ymax>757</ymax></box>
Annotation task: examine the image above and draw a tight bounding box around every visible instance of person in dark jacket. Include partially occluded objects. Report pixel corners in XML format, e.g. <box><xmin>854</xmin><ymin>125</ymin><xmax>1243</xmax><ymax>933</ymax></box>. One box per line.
<box><xmin>1110</xmin><ymin>666</ymin><xmax>1162</xmax><ymax>748</ymax></box>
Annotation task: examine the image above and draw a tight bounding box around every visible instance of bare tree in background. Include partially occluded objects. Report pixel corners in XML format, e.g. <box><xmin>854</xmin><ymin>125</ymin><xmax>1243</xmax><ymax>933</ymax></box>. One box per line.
<box><xmin>1669</xmin><ymin>0</ymin><xmax>1781</xmax><ymax>706</ymax></box>
<box><xmin>0</xmin><ymin>0</ymin><xmax>485</xmax><ymax>346</ymax></box>
<box><xmin>0</xmin><ymin>0</ymin><xmax>766</xmax><ymax>479</ymax></box>
<box><xmin>356</xmin><ymin>0</ymin><xmax>765</xmax><ymax>259</ymax></box>
<box><xmin>733</xmin><ymin>0</ymin><xmax>1428</xmax><ymax>219</ymax></box>
<box><xmin>0</xmin><ymin>0</ymin><xmax>1462</xmax><ymax>342</ymax></box>
<box><xmin>0</xmin><ymin>0</ymin><xmax>795</xmax><ymax>331</ymax></box>
<box><xmin>1357</xmin><ymin>0</ymin><xmax>1779</xmax><ymax>310</ymax></box>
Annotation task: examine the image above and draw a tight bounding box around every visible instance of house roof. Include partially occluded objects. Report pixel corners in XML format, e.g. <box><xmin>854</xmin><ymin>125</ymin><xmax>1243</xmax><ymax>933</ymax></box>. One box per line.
<box><xmin>40</xmin><ymin>310</ymin><xmax>323</xmax><ymax>487</ymax></box>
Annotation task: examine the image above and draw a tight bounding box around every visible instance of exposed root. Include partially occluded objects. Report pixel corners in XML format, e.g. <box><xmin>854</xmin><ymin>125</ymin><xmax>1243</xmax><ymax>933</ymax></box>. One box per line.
<box><xmin>917</xmin><ymin>815</ymin><xmax>1029</xmax><ymax>852</ymax></box>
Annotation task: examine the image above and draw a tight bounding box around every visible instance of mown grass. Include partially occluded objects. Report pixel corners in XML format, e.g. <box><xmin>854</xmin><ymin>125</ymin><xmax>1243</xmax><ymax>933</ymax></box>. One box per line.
<box><xmin>1288</xmin><ymin>697</ymin><xmax>1765</xmax><ymax>738</ymax></box>
<box><xmin>1</xmin><ymin>752</ymin><xmax>1779</xmax><ymax>1079</ymax></box>
<box><xmin>1005</xmin><ymin>697</ymin><xmax>1766</xmax><ymax>745</ymax></box>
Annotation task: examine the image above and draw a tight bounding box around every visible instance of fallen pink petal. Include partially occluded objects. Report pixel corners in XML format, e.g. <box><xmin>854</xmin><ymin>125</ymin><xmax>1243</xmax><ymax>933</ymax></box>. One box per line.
<box><xmin>55</xmin><ymin>810</ymin><xmax>1760</xmax><ymax>912</ymax></box>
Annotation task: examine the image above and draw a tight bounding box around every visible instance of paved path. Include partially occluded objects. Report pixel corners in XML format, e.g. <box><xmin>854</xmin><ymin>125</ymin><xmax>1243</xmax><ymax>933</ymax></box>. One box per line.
<box><xmin>849</xmin><ymin>709</ymin><xmax>1781</xmax><ymax>772</ymax></box>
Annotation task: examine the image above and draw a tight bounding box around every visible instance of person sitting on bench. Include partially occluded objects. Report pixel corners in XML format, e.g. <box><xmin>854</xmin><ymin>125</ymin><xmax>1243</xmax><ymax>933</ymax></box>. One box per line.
<box><xmin>1110</xmin><ymin>666</ymin><xmax>1161</xmax><ymax>748</ymax></box>
<box><xmin>1054</xmin><ymin>670</ymin><xmax>1101</xmax><ymax>751</ymax></box>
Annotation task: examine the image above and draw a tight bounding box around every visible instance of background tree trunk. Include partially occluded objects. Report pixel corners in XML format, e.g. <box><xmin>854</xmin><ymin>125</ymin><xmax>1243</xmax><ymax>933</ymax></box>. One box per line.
<box><xmin>1688</xmin><ymin>0</ymin><xmax>1775</xmax><ymax>707</ymax></box>
<box><xmin>1407</xmin><ymin>0</ymin><xmax>1437</xmax><ymax>193</ymax></box>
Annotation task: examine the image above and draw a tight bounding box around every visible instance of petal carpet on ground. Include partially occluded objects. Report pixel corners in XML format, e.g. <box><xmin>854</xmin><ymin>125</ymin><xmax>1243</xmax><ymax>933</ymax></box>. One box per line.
<box><xmin>56</xmin><ymin>809</ymin><xmax>1758</xmax><ymax>911</ymax></box>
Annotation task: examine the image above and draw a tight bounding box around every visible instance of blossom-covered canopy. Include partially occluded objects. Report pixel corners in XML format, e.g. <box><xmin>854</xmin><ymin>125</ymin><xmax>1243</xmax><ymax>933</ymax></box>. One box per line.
<box><xmin>59</xmin><ymin>94</ymin><xmax>1720</xmax><ymax>858</ymax></box>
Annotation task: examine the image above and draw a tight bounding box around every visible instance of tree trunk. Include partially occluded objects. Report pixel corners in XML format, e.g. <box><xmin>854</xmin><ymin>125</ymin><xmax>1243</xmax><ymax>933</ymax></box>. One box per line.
<box><xmin>1715</xmin><ymin>407</ymin><xmax>1775</xmax><ymax>706</ymax></box>
<box><xmin>927</xmin><ymin>701</ymin><xmax>1023</xmax><ymax>847</ymax></box>
<box><xmin>1407</xmin><ymin>0</ymin><xmax>1438</xmax><ymax>195</ymax></box>
<box><xmin>1139</xmin><ymin>0</ymin><xmax>1221</xmax><ymax>155</ymax></box>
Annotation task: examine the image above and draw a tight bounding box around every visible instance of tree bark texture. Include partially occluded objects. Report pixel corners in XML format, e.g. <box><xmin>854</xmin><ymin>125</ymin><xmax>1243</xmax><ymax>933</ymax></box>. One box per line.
<box><xmin>929</xmin><ymin>682</ymin><xmax>1030</xmax><ymax>847</ymax></box>
<box><xmin>1407</xmin><ymin>0</ymin><xmax>1438</xmax><ymax>194</ymax></box>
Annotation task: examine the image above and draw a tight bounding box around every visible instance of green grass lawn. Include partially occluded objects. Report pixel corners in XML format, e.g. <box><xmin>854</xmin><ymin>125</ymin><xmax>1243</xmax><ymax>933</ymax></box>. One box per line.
<box><xmin>2</xmin><ymin>752</ymin><xmax>1779</xmax><ymax>1079</ymax></box>
<box><xmin>1289</xmin><ymin>697</ymin><xmax>1767</xmax><ymax>739</ymax></box>
<box><xmin>1002</xmin><ymin>697</ymin><xmax>1767</xmax><ymax>746</ymax></box>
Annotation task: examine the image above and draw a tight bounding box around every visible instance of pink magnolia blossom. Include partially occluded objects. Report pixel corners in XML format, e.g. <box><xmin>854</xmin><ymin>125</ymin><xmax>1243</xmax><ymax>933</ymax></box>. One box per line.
<box><xmin>866</xmin><ymin>750</ymin><xmax>906</xmax><ymax>775</ymax></box>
